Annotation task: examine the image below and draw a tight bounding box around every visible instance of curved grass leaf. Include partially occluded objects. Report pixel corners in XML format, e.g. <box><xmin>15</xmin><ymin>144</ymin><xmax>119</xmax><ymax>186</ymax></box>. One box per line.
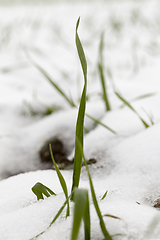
<box><xmin>76</xmin><ymin>17</ymin><xmax>87</xmax><ymax>82</ymax></box>
<box><xmin>71</xmin><ymin>188</ymin><xmax>90</xmax><ymax>240</ymax></box>
<box><xmin>71</xmin><ymin>17</ymin><xmax>87</xmax><ymax>193</ymax></box>
<box><xmin>128</xmin><ymin>92</ymin><xmax>157</xmax><ymax>103</ymax></box>
<box><xmin>26</xmin><ymin>53</ymin><xmax>75</xmax><ymax>108</ymax></box>
<box><xmin>76</xmin><ymin>139</ymin><xmax>112</xmax><ymax>240</ymax></box>
<box><xmin>30</xmin><ymin>192</ymin><xmax>73</xmax><ymax>240</ymax></box>
<box><xmin>85</xmin><ymin>168</ymin><xmax>112</xmax><ymax>239</ymax></box>
<box><xmin>100</xmin><ymin>191</ymin><xmax>108</xmax><ymax>201</ymax></box>
<box><xmin>32</xmin><ymin>182</ymin><xmax>56</xmax><ymax>200</ymax></box>
<box><xmin>115</xmin><ymin>91</ymin><xmax>149</xmax><ymax>128</ymax></box>
<box><xmin>49</xmin><ymin>144</ymin><xmax>70</xmax><ymax>217</ymax></box>
<box><xmin>83</xmin><ymin>159</ymin><xmax>112</xmax><ymax>239</ymax></box>
<box><xmin>49</xmin><ymin>192</ymin><xmax>73</xmax><ymax>227</ymax></box>
<box><xmin>141</xmin><ymin>107</ymin><xmax>154</xmax><ymax>125</ymax></box>
<box><xmin>103</xmin><ymin>214</ymin><xmax>121</xmax><ymax>220</ymax></box>
<box><xmin>86</xmin><ymin>113</ymin><xmax>117</xmax><ymax>134</ymax></box>
<box><xmin>120</xmin><ymin>92</ymin><xmax>157</xmax><ymax>109</ymax></box>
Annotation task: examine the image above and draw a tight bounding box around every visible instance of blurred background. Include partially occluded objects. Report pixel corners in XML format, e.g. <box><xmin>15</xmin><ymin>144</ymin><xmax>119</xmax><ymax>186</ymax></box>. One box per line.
<box><xmin>0</xmin><ymin>0</ymin><xmax>147</xmax><ymax>4</ymax></box>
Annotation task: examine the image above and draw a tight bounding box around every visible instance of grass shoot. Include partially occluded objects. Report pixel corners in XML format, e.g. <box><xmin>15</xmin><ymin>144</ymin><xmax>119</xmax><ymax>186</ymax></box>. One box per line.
<box><xmin>71</xmin><ymin>17</ymin><xmax>87</xmax><ymax>193</ymax></box>
<box><xmin>86</xmin><ymin>113</ymin><xmax>117</xmax><ymax>134</ymax></box>
<box><xmin>32</xmin><ymin>182</ymin><xmax>56</xmax><ymax>200</ymax></box>
<box><xmin>98</xmin><ymin>32</ymin><xmax>111</xmax><ymax>111</ymax></box>
<box><xmin>71</xmin><ymin>188</ymin><xmax>90</xmax><ymax>240</ymax></box>
<box><xmin>115</xmin><ymin>91</ymin><xmax>150</xmax><ymax>128</ymax></box>
<box><xmin>76</xmin><ymin>139</ymin><xmax>112</xmax><ymax>240</ymax></box>
<box><xmin>119</xmin><ymin>92</ymin><xmax>157</xmax><ymax>109</ymax></box>
<box><xmin>100</xmin><ymin>190</ymin><xmax>108</xmax><ymax>201</ymax></box>
<box><xmin>49</xmin><ymin>144</ymin><xmax>70</xmax><ymax>217</ymax></box>
<box><xmin>26</xmin><ymin>52</ymin><xmax>76</xmax><ymax>108</ymax></box>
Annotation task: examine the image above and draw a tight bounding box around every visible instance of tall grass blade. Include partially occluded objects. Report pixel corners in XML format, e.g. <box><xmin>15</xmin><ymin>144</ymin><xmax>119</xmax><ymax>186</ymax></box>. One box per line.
<box><xmin>32</xmin><ymin>182</ymin><xmax>56</xmax><ymax>200</ymax></box>
<box><xmin>86</xmin><ymin>113</ymin><xmax>117</xmax><ymax>134</ymax></box>
<box><xmin>71</xmin><ymin>188</ymin><xmax>90</xmax><ymax>240</ymax></box>
<box><xmin>98</xmin><ymin>32</ymin><xmax>111</xmax><ymax>111</ymax></box>
<box><xmin>71</xmin><ymin>17</ymin><xmax>87</xmax><ymax>193</ymax></box>
<box><xmin>26</xmin><ymin>53</ymin><xmax>75</xmax><ymax>107</ymax></box>
<box><xmin>76</xmin><ymin>17</ymin><xmax>87</xmax><ymax>83</ymax></box>
<box><xmin>115</xmin><ymin>91</ymin><xmax>149</xmax><ymax>128</ymax></box>
<box><xmin>76</xmin><ymin>139</ymin><xmax>112</xmax><ymax>240</ymax></box>
<box><xmin>49</xmin><ymin>144</ymin><xmax>70</xmax><ymax>217</ymax></box>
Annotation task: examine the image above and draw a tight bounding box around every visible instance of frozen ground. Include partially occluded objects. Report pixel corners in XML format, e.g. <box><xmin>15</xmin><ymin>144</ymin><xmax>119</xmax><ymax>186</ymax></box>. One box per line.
<box><xmin>0</xmin><ymin>0</ymin><xmax>160</xmax><ymax>239</ymax></box>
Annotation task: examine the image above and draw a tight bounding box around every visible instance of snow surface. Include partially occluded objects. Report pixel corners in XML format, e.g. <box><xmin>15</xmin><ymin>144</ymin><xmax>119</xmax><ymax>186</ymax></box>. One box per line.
<box><xmin>0</xmin><ymin>0</ymin><xmax>160</xmax><ymax>239</ymax></box>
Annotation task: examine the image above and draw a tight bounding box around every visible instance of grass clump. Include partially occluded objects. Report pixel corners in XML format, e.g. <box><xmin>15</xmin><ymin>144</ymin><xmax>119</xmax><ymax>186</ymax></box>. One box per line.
<box><xmin>31</xmin><ymin>17</ymin><xmax>114</xmax><ymax>240</ymax></box>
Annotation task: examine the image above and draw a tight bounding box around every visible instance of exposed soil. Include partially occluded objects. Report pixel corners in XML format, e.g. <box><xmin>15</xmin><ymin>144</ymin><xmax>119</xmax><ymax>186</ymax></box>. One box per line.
<box><xmin>40</xmin><ymin>138</ymin><xmax>96</xmax><ymax>170</ymax></box>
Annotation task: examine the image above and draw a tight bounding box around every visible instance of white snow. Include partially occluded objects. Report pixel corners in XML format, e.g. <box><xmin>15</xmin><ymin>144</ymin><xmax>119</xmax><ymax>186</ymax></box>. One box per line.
<box><xmin>0</xmin><ymin>0</ymin><xmax>160</xmax><ymax>239</ymax></box>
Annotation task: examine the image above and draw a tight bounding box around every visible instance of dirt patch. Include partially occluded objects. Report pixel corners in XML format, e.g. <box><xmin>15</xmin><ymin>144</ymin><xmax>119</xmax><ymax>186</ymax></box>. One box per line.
<box><xmin>40</xmin><ymin>138</ymin><xmax>97</xmax><ymax>170</ymax></box>
<box><xmin>40</xmin><ymin>138</ymin><xmax>73</xmax><ymax>169</ymax></box>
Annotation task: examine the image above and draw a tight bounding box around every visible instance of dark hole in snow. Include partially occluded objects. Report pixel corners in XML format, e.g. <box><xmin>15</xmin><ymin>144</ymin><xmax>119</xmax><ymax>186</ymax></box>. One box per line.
<box><xmin>40</xmin><ymin>138</ymin><xmax>73</xmax><ymax>169</ymax></box>
<box><xmin>39</xmin><ymin>138</ymin><xmax>97</xmax><ymax>170</ymax></box>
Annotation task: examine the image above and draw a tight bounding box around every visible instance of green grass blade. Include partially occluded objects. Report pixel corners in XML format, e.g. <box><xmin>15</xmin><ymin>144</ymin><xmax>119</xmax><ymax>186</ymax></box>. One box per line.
<box><xmin>75</xmin><ymin>139</ymin><xmax>112</xmax><ymax>240</ymax></box>
<box><xmin>100</xmin><ymin>191</ymin><xmax>108</xmax><ymax>201</ymax></box>
<box><xmin>49</xmin><ymin>144</ymin><xmax>70</xmax><ymax>217</ymax></box>
<box><xmin>71</xmin><ymin>188</ymin><xmax>90</xmax><ymax>240</ymax></box>
<box><xmin>71</xmin><ymin>17</ymin><xmax>87</xmax><ymax>193</ymax></box>
<box><xmin>141</xmin><ymin>107</ymin><xmax>154</xmax><ymax>125</ymax></box>
<box><xmin>49</xmin><ymin>193</ymin><xmax>72</xmax><ymax>227</ymax></box>
<box><xmin>26</xmin><ymin>54</ymin><xmax>75</xmax><ymax>107</ymax></box>
<box><xmin>98</xmin><ymin>63</ymin><xmax>111</xmax><ymax>111</ymax></box>
<box><xmin>30</xmin><ymin>192</ymin><xmax>73</xmax><ymax>240</ymax></box>
<box><xmin>86</xmin><ymin>113</ymin><xmax>117</xmax><ymax>134</ymax></box>
<box><xmin>103</xmin><ymin>214</ymin><xmax>121</xmax><ymax>220</ymax></box>
<box><xmin>83</xmin><ymin>191</ymin><xmax>90</xmax><ymax>240</ymax></box>
<box><xmin>83</xmin><ymin>156</ymin><xmax>112</xmax><ymax>239</ymax></box>
<box><xmin>129</xmin><ymin>92</ymin><xmax>157</xmax><ymax>103</ymax></box>
<box><xmin>32</xmin><ymin>182</ymin><xmax>56</xmax><ymax>200</ymax></box>
<box><xmin>115</xmin><ymin>91</ymin><xmax>149</xmax><ymax>128</ymax></box>
<box><xmin>120</xmin><ymin>92</ymin><xmax>157</xmax><ymax>109</ymax></box>
<box><xmin>76</xmin><ymin>17</ymin><xmax>87</xmax><ymax>83</ymax></box>
<box><xmin>98</xmin><ymin>32</ymin><xmax>111</xmax><ymax>111</ymax></box>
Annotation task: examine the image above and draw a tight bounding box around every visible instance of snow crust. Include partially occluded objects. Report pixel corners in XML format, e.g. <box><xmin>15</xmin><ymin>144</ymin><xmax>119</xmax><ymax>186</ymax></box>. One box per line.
<box><xmin>0</xmin><ymin>0</ymin><xmax>160</xmax><ymax>239</ymax></box>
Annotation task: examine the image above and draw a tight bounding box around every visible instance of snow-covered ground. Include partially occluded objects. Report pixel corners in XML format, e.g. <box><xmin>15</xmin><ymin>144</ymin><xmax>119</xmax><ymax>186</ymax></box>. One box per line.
<box><xmin>1</xmin><ymin>0</ymin><xmax>160</xmax><ymax>239</ymax></box>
